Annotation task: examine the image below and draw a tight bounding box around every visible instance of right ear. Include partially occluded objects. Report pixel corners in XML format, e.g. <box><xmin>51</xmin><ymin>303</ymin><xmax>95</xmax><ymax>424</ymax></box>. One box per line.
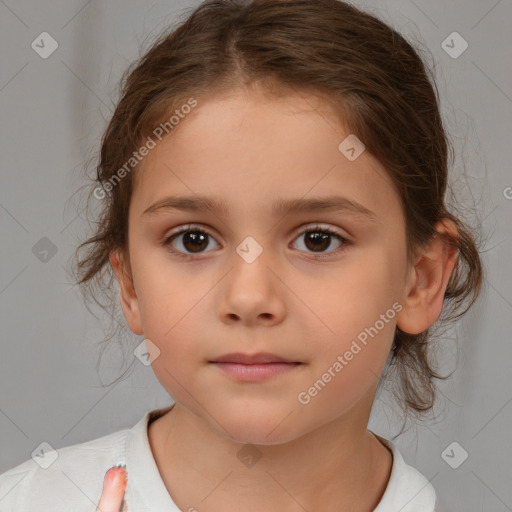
<box><xmin>109</xmin><ymin>249</ymin><xmax>143</xmax><ymax>336</ymax></box>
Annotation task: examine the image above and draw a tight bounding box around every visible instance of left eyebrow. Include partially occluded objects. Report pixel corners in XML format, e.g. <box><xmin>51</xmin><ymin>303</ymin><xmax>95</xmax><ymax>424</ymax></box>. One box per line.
<box><xmin>142</xmin><ymin>195</ymin><xmax>378</xmax><ymax>222</ymax></box>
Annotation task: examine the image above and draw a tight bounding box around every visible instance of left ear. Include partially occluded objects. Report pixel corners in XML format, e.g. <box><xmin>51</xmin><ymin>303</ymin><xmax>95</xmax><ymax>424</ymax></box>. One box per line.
<box><xmin>396</xmin><ymin>219</ymin><xmax>460</xmax><ymax>335</ymax></box>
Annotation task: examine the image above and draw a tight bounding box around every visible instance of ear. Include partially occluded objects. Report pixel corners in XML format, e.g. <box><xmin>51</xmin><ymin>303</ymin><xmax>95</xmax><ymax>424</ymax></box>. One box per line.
<box><xmin>109</xmin><ymin>249</ymin><xmax>143</xmax><ymax>336</ymax></box>
<box><xmin>396</xmin><ymin>219</ymin><xmax>460</xmax><ymax>335</ymax></box>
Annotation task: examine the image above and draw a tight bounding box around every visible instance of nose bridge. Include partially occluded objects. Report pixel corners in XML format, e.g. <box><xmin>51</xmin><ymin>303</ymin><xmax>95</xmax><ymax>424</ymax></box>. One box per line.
<box><xmin>227</xmin><ymin>202</ymin><xmax>295</xmax><ymax>288</ymax></box>
<box><xmin>230</xmin><ymin>233</ymin><xmax>276</xmax><ymax>292</ymax></box>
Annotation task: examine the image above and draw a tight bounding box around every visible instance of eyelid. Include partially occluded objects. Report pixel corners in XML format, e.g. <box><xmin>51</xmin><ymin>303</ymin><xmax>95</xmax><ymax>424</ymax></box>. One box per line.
<box><xmin>165</xmin><ymin>223</ymin><xmax>217</xmax><ymax>240</ymax></box>
<box><xmin>291</xmin><ymin>222</ymin><xmax>348</xmax><ymax>240</ymax></box>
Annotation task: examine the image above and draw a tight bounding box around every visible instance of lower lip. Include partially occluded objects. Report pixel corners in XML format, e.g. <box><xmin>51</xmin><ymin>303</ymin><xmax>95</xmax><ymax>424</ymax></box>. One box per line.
<box><xmin>210</xmin><ymin>362</ymin><xmax>301</xmax><ymax>381</ymax></box>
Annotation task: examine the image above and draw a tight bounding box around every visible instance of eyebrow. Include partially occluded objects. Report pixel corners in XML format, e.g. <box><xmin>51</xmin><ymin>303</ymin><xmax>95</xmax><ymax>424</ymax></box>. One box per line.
<box><xmin>142</xmin><ymin>195</ymin><xmax>377</xmax><ymax>221</ymax></box>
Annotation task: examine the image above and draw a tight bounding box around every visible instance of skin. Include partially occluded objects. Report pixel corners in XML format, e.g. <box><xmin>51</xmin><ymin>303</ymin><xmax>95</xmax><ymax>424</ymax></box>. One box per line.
<box><xmin>103</xmin><ymin>85</ymin><xmax>459</xmax><ymax>511</ymax></box>
<box><xmin>96</xmin><ymin>466</ymin><xmax>126</xmax><ymax>512</ymax></box>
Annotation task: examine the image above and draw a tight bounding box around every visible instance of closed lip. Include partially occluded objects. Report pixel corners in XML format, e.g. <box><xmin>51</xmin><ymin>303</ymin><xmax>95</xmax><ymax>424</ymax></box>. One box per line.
<box><xmin>209</xmin><ymin>352</ymin><xmax>300</xmax><ymax>364</ymax></box>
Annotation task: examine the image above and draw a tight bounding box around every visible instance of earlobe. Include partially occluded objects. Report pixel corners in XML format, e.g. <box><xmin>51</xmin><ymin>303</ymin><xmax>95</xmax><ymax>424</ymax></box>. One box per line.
<box><xmin>109</xmin><ymin>249</ymin><xmax>144</xmax><ymax>336</ymax></box>
<box><xmin>396</xmin><ymin>219</ymin><xmax>459</xmax><ymax>335</ymax></box>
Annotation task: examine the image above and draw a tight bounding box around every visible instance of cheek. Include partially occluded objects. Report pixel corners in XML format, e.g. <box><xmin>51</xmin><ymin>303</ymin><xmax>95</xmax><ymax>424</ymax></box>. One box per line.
<box><xmin>130</xmin><ymin>254</ymin><xmax>198</xmax><ymax>350</ymax></box>
<box><xmin>133</xmin><ymin>263</ymin><xmax>217</xmax><ymax>370</ymax></box>
<box><xmin>298</xmin><ymin>273</ymin><xmax>398</xmax><ymax>417</ymax></box>
<box><xmin>304</xmin><ymin>247</ymin><xmax>401</xmax><ymax>370</ymax></box>
<box><xmin>140</xmin><ymin>291</ymin><xmax>209</xmax><ymax>400</ymax></box>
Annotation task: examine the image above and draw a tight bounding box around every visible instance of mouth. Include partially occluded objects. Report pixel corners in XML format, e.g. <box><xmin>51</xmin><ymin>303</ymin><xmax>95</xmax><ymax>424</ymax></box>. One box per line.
<box><xmin>209</xmin><ymin>352</ymin><xmax>301</xmax><ymax>364</ymax></box>
<box><xmin>208</xmin><ymin>352</ymin><xmax>303</xmax><ymax>382</ymax></box>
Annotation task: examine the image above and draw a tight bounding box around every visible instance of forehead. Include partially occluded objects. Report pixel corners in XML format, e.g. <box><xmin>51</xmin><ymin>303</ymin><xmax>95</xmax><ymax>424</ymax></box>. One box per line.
<box><xmin>132</xmin><ymin>89</ymin><xmax>401</xmax><ymax>221</ymax></box>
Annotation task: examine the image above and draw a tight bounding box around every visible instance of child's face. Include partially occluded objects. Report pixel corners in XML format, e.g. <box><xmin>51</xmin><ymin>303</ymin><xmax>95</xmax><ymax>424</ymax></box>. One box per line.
<box><xmin>118</xmin><ymin>88</ymin><xmax>411</xmax><ymax>444</ymax></box>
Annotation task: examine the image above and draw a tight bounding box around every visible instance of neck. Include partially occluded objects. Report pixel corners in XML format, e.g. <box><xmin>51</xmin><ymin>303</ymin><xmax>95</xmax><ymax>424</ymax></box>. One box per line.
<box><xmin>148</xmin><ymin>401</ymin><xmax>393</xmax><ymax>512</ymax></box>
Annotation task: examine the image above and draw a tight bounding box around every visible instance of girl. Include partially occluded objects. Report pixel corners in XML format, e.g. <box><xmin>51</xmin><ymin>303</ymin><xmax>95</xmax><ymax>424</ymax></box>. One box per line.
<box><xmin>0</xmin><ymin>0</ymin><xmax>482</xmax><ymax>510</ymax></box>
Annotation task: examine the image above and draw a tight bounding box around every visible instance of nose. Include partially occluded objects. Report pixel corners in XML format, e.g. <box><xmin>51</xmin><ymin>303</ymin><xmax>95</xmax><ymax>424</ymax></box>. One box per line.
<box><xmin>217</xmin><ymin>256</ymin><xmax>286</xmax><ymax>327</ymax></box>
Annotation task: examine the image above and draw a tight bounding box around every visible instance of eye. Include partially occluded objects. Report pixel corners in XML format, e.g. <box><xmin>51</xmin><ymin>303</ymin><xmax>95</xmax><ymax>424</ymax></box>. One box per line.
<box><xmin>162</xmin><ymin>224</ymin><xmax>219</xmax><ymax>258</ymax></box>
<box><xmin>291</xmin><ymin>224</ymin><xmax>349</xmax><ymax>258</ymax></box>
<box><xmin>162</xmin><ymin>223</ymin><xmax>349</xmax><ymax>259</ymax></box>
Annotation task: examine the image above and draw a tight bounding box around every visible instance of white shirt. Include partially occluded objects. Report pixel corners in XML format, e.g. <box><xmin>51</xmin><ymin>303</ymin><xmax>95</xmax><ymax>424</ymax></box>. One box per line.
<box><xmin>0</xmin><ymin>404</ymin><xmax>436</xmax><ymax>511</ymax></box>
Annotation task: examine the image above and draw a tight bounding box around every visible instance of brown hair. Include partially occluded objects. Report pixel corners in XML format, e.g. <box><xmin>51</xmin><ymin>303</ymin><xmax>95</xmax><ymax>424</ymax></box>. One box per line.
<box><xmin>72</xmin><ymin>0</ymin><xmax>483</xmax><ymax>424</ymax></box>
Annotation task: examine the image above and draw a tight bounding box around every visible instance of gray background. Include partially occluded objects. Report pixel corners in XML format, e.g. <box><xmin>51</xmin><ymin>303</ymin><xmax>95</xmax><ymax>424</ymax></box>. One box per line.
<box><xmin>1</xmin><ymin>1</ymin><xmax>511</xmax><ymax>510</ymax></box>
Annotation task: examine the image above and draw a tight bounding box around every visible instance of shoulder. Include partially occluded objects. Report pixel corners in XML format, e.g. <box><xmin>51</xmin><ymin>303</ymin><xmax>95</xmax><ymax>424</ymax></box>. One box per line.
<box><xmin>0</xmin><ymin>425</ymin><xmax>130</xmax><ymax>511</ymax></box>
<box><xmin>372</xmin><ymin>435</ymin><xmax>437</xmax><ymax>512</ymax></box>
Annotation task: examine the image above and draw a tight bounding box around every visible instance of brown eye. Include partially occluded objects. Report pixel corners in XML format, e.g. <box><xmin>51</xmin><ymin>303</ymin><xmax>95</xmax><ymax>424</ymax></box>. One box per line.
<box><xmin>163</xmin><ymin>226</ymin><xmax>219</xmax><ymax>256</ymax></box>
<box><xmin>304</xmin><ymin>231</ymin><xmax>332</xmax><ymax>252</ymax></box>
<box><xmin>291</xmin><ymin>224</ymin><xmax>348</xmax><ymax>257</ymax></box>
<box><xmin>162</xmin><ymin>223</ymin><xmax>349</xmax><ymax>260</ymax></box>
<box><xmin>179</xmin><ymin>231</ymin><xmax>209</xmax><ymax>253</ymax></box>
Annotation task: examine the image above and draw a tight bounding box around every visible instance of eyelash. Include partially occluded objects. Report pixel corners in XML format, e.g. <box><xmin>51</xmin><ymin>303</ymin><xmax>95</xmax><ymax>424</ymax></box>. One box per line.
<box><xmin>161</xmin><ymin>223</ymin><xmax>350</xmax><ymax>260</ymax></box>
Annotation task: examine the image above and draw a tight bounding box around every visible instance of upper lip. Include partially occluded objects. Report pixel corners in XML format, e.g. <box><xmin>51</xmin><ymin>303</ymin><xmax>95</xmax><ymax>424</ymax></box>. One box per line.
<box><xmin>210</xmin><ymin>352</ymin><xmax>299</xmax><ymax>364</ymax></box>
